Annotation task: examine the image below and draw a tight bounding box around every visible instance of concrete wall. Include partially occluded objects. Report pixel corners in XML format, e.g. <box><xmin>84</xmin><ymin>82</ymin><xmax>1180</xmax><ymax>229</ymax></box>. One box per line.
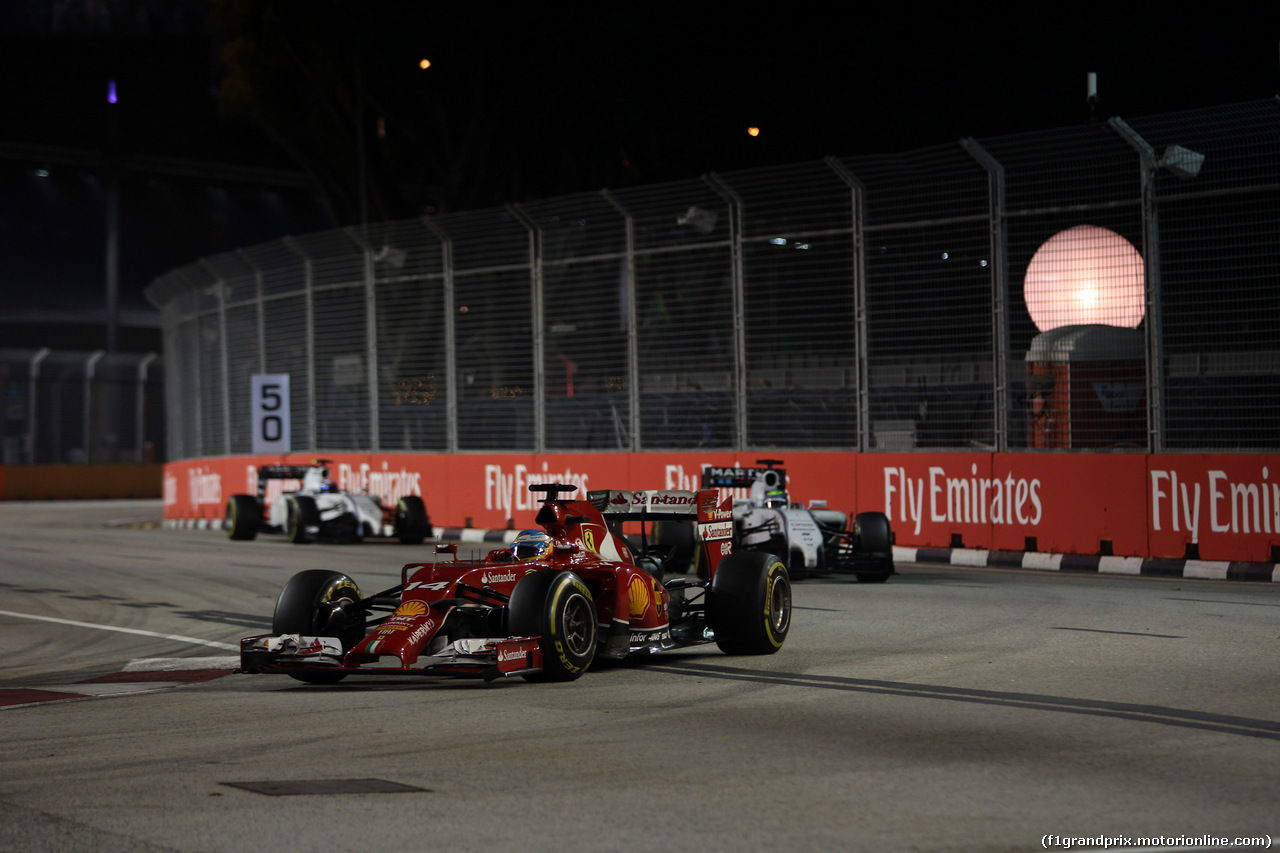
<box><xmin>0</xmin><ymin>465</ymin><xmax>163</xmax><ymax>500</ymax></box>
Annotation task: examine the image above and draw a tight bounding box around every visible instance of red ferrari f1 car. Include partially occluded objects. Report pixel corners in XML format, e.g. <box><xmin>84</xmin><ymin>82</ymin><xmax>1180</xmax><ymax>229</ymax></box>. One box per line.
<box><xmin>239</xmin><ymin>483</ymin><xmax>791</xmax><ymax>684</ymax></box>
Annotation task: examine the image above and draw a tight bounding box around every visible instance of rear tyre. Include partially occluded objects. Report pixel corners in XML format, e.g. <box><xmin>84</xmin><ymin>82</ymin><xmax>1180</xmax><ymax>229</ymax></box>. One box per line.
<box><xmin>272</xmin><ymin>570</ymin><xmax>365</xmax><ymax>684</ymax></box>
<box><xmin>225</xmin><ymin>494</ymin><xmax>261</xmax><ymax>541</ymax></box>
<box><xmin>286</xmin><ymin>495</ymin><xmax>320</xmax><ymax>544</ymax></box>
<box><xmin>395</xmin><ymin>495</ymin><xmax>431</xmax><ymax>544</ymax></box>
<box><xmin>711</xmin><ymin>551</ymin><xmax>791</xmax><ymax>655</ymax></box>
<box><xmin>508</xmin><ymin>570</ymin><xmax>597</xmax><ymax>682</ymax></box>
<box><xmin>853</xmin><ymin>511</ymin><xmax>894</xmax><ymax>583</ymax></box>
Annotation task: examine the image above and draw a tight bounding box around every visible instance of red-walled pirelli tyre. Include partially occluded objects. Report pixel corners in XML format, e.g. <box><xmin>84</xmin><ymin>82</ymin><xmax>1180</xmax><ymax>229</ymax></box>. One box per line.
<box><xmin>508</xmin><ymin>570</ymin><xmax>597</xmax><ymax>682</ymax></box>
<box><xmin>711</xmin><ymin>551</ymin><xmax>791</xmax><ymax>655</ymax></box>
<box><xmin>225</xmin><ymin>494</ymin><xmax>261</xmax><ymax>541</ymax></box>
<box><xmin>272</xmin><ymin>570</ymin><xmax>364</xmax><ymax>684</ymax></box>
<box><xmin>286</xmin><ymin>495</ymin><xmax>320</xmax><ymax>544</ymax></box>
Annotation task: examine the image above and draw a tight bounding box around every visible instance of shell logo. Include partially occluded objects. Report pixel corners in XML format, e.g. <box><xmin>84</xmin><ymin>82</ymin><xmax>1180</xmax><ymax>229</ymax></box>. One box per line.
<box><xmin>628</xmin><ymin>575</ymin><xmax>650</xmax><ymax>618</ymax></box>
<box><xmin>393</xmin><ymin>600</ymin><xmax>428</xmax><ymax>617</ymax></box>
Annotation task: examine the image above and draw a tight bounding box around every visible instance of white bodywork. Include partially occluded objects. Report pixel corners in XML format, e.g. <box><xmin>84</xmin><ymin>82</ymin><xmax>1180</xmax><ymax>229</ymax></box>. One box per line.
<box><xmin>735</xmin><ymin>502</ymin><xmax>826</xmax><ymax>569</ymax></box>
<box><xmin>265</xmin><ymin>479</ymin><xmax>393</xmax><ymax>537</ymax></box>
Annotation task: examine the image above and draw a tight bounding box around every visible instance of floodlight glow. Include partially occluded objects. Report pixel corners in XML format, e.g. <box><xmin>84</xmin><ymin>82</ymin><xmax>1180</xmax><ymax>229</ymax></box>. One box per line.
<box><xmin>1023</xmin><ymin>224</ymin><xmax>1145</xmax><ymax>332</ymax></box>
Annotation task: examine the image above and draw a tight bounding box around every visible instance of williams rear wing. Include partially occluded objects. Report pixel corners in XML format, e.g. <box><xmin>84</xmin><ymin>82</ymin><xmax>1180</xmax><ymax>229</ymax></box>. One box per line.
<box><xmin>701</xmin><ymin>461</ymin><xmax>786</xmax><ymax>491</ymax></box>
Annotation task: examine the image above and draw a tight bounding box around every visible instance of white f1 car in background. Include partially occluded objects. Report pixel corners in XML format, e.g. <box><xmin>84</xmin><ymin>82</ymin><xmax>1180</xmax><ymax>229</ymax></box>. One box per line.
<box><xmin>225</xmin><ymin>460</ymin><xmax>432</xmax><ymax>545</ymax></box>
<box><xmin>699</xmin><ymin>460</ymin><xmax>894</xmax><ymax>582</ymax></box>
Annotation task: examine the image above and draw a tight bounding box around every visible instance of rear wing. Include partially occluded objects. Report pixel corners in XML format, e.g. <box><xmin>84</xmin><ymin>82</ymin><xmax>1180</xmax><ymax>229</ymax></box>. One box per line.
<box><xmin>587</xmin><ymin>488</ymin><xmax>734</xmax><ymax>576</ymax></box>
<box><xmin>701</xmin><ymin>464</ymin><xmax>785</xmax><ymax>491</ymax></box>
<box><xmin>258</xmin><ymin>465</ymin><xmax>317</xmax><ymax>483</ymax></box>
<box><xmin>250</xmin><ymin>463</ymin><xmax>328</xmax><ymax>501</ymax></box>
<box><xmin>588</xmin><ymin>489</ymin><xmax>706</xmax><ymax>521</ymax></box>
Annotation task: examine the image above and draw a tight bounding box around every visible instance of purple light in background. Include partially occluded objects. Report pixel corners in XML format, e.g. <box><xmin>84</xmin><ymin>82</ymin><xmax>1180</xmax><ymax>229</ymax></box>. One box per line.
<box><xmin>107</xmin><ymin>80</ymin><xmax>117</xmax><ymax>104</ymax></box>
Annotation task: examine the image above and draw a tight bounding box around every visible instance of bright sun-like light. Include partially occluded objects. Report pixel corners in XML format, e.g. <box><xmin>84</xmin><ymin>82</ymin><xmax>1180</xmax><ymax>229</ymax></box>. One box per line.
<box><xmin>1023</xmin><ymin>224</ymin><xmax>1145</xmax><ymax>332</ymax></box>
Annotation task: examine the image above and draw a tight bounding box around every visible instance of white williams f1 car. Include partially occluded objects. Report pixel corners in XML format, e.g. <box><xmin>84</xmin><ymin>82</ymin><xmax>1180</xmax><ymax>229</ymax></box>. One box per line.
<box><xmin>701</xmin><ymin>460</ymin><xmax>894</xmax><ymax>582</ymax></box>
<box><xmin>225</xmin><ymin>460</ymin><xmax>431</xmax><ymax>545</ymax></box>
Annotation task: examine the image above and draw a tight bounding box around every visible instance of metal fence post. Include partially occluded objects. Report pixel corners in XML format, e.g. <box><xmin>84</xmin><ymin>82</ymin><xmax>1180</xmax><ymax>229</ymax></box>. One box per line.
<box><xmin>234</xmin><ymin>249</ymin><xmax>266</xmax><ymax>374</ymax></box>
<box><xmin>284</xmin><ymin>236</ymin><xmax>318</xmax><ymax>451</ymax></box>
<box><xmin>199</xmin><ymin>258</ymin><xmax>232</xmax><ymax>456</ymax></box>
<box><xmin>26</xmin><ymin>348</ymin><xmax>49</xmax><ymax>463</ymax></box>
<box><xmin>136</xmin><ymin>352</ymin><xmax>158</xmax><ymax>462</ymax></box>
<box><xmin>704</xmin><ymin>174</ymin><xmax>747</xmax><ymax>450</ymax></box>
<box><xmin>423</xmin><ymin>218</ymin><xmax>458</xmax><ymax>453</ymax></box>
<box><xmin>960</xmin><ymin>138</ymin><xmax>1010</xmax><ymax>452</ymax></box>
<box><xmin>1109</xmin><ymin>117</ymin><xmax>1165</xmax><ymax>453</ymax></box>
<box><xmin>347</xmin><ymin>227</ymin><xmax>382</xmax><ymax>452</ymax></box>
<box><xmin>510</xmin><ymin>204</ymin><xmax>545</xmax><ymax>452</ymax></box>
<box><xmin>600</xmin><ymin>190</ymin><xmax>640</xmax><ymax>452</ymax></box>
<box><xmin>825</xmin><ymin>157</ymin><xmax>869</xmax><ymax>451</ymax></box>
<box><xmin>83</xmin><ymin>351</ymin><xmax>104</xmax><ymax>461</ymax></box>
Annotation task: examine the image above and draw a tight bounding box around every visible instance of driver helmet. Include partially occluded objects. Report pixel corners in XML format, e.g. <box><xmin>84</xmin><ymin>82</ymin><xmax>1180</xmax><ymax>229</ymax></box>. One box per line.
<box><xmin>764</xmin><ymin>487</ymin><xmax>788</xmax><ymax>508</ymax></box>
<box><xmin>320</xmin><ymin>481</ymin><xmax>338</xmax><ymax>492</ymax></box>
<box><xmin>511</xmin><ymin>529</ymin><xmax>553</xmax><ymax>561</ymax></box>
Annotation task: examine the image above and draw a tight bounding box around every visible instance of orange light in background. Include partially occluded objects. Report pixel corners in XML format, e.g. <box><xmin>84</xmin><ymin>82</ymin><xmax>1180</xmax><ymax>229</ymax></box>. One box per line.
<box><xmin>419</xmin><ymin>58</ymin><xmax>431</xmax><ymax>70</ymax></box>
<box><xmin>747</xmin><ymin>126</ymin><xmax>761</xmax><ymax>137</ymax></box>
<box><xmin>1023</xmin><ymin>224</ymin><xmax>1145</xmax><ymax>332</ymax></box>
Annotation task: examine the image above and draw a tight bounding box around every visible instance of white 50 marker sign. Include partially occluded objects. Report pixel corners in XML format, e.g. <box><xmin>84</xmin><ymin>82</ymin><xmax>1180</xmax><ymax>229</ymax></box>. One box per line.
<box><xmin>251</xmin><ymin>374</ymin><xmax>291</xmax><ymax>454</ymax></box>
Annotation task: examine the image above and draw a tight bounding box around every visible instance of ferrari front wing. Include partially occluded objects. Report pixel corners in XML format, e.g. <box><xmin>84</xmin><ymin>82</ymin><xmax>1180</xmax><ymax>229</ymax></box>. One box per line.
<box><xmin>239</xmin><ymin>633</ymin><xmax>544</xmax><ymax>681</ymax></box>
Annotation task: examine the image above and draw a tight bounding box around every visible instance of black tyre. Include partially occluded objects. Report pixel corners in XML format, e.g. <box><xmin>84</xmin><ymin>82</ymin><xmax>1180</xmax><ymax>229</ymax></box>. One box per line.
<box><xmin>853</xmin><ymin>511</ymin><xmax>894</xmax><ymax>583</ymax></box>
<box><xmin>272</xmin><ymin>570</ymin><xmax>365</xmax><ymax>684</ymax></box>
<box><xmin>394</xmin><ymin>495</ymin><xmax>431</xmax><ymax>544</ymax></box>
<box><xmin>286</xmin><ymin>495</ymin><xmax>320</xmax><ymax>544</ymax></box>
<box><xmin>508</xmin><ymin>570</ymin><xmax>597</xmax><ymax>682</ymax></box>
<box><xmin>225</xmin><ymin>494</ymin><xmax>262</xmax><ymax>541</ymax></box>
<box><xmin>710</xmin><ymin>551</ymin><xmax>791</xmax><ymax>655</ymax></box>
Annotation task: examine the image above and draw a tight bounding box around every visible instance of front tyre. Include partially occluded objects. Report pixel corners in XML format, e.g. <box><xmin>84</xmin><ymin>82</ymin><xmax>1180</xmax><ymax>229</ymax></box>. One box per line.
<box><xmin>272</xmin><ymin>570</ymin><xmax>365</xmax><ymax>684</ymax></box>
<box><xmin>226</xmin><ymin>494</ymin><xmax>262</xmax><ymax>541</ymax></box>
<box><xmin>286</xmin><ymin>495</ymin><xmax>320</xmax><ymax>544</ymax></box>
<box><xmin>711</xmin><ymin>551</ymin><xmax>791</xmax><ymax>655</ymax></box>
<box><xmin>508</xmin><ymin>570</ymin><xmax>597</xmax><ymax>682</ymax></box>
<box><xmin>853</xmin><ymin>511</ymin><xmax>894</xmax><ymax>583</ymax></box>
<box><xmin>394</xmin><ymin>495</ymin><xmax>431</xmax><ymax>544</ymax></box>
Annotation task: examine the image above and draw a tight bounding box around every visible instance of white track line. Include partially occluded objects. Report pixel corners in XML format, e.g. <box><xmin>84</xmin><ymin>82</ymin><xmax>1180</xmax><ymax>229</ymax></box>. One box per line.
<box><xmin>0</xmin><ymin>609</ymin><xmax>237</xmax><ymax>651</ymax></box>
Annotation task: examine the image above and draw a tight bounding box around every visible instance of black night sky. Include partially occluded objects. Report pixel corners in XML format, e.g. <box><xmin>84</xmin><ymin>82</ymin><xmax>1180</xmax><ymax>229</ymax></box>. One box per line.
<box><xmin>1</xmin><ymin>1</ymin><xmax>1277</xmax><ymax>349</ymax></box>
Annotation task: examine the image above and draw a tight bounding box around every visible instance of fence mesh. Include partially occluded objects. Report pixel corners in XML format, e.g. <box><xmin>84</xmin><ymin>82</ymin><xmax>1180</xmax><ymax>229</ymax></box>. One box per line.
<box><xmin>1</xmin><ymin>348</ymin><xmax>164</xmax><ymax>464</ymax></box>
<box><xmin>144</xmin><ymin>98</ymin><xmax>1280</xmax><ymax>458</ymax></box>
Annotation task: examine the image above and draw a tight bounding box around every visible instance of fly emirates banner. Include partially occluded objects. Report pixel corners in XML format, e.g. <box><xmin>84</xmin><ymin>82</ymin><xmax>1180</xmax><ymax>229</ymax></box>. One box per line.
<box><xmin>164</xmin><ymin>451</ymin><xmax>1279</xmax><ymax>562</ymax></box>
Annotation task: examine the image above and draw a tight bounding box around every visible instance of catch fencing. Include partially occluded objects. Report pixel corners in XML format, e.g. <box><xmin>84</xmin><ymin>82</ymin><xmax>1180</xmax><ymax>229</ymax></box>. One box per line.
<box><xmin>146</xmin><ymin>98</ymin><xmax>1280</xmax><ymax>460</ymax></box>
<box><xmin>0</xmin><ymin>348</ymin><xmax>165</xmax><ymax>464</ymax></box>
